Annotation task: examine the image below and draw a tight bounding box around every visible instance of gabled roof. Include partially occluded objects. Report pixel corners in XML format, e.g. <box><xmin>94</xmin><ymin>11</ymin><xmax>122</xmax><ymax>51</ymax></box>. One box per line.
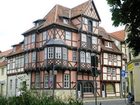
<box><xmin>71</xmin><ymin>0</ymin><xmax>101</xmax><ymax>20</ymax></box>
<box><xmin>99</xmin><ymin>27</ymin><xmax>122</xmax><ymax>54</ymax></box>
<box><xmin>0</xmin><ymin>49</ymin><xmax>12</xmax><ymax>58</ymax></box>
<box><xmin>98</xmin><ymin>27</ymin><xmax>113</xmax><ymax>41</ymax></box>
<box><xmin>110</xmin><ymin>30</ymin><xmax>125</xmax><ymax>42</ymax></box>
<box><xmin>23</xmin><ymin>0</ymin><xmax>101</xmax><ymax>35</ymax></box>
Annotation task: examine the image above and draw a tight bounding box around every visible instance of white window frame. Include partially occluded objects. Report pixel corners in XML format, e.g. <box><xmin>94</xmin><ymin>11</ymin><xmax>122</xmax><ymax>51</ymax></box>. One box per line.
<box><xmin>81</xmin><ymin>34</ymin><xmax>87</xmax><ymax>42</ymax></box>
<box><xmin>64</xmin><ymin>74</ymin><xmax>70</xmax><ymax>88</ymax></box>
<box><xmin>63</xmin><ymin>48</ymin><xmax>67</xmax><ymax>60</ymax></box>
<box><xmin>48</xmin><ymin>47</ymin><xmax>54</xmax><ymax>59</ymax></box>
<box><xmin>80</xmin><ymin>51</ymin><xmax>85</xmax><ymax>63</ymax></box>
<box><xmin>55</xmin><ymin>47</ymin><xmax>61</xmax><ymax>59</ymax></box>
<box><xmin>92</xmin><ymin>36</ymin><xmax>97</xmax><ymax>44</ymax></box>
<box><xmin>86</xmin><ymin>52</ymin><xmax>91</xmax><ymax>63</ymax></box>
<box><xmin>65</xmin><ymin>31</ymin><xmax>71</xmax><ymax>40</ymax></box>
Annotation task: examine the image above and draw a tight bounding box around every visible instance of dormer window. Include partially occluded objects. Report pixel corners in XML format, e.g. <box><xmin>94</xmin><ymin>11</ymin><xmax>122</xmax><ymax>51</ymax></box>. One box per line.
<box><xmin>105</xmin><ymin>41</ymin><xmax>112</xmax><ymax>48</ymax></box>
<box><xmin>63</xmin><ymin>18</ymin><xmax>68</xmax><ymax>24</ymax></box>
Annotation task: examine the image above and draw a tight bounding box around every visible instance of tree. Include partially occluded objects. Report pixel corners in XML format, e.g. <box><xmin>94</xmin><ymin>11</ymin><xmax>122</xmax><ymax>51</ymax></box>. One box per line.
<box><xmin>106</xmin><ymin>0</ymin><xmax>140</xmax><ymax>56</ymax></box>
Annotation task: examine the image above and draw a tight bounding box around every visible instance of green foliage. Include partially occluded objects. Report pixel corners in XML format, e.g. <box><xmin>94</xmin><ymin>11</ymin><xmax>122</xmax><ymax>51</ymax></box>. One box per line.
<box><xmin>106</xmin><ymin>0</ymin><xmax>140</xmax><ymax>56</ymax></box>
<box><xmin>0</xmin><ymin>91</ymin><xmax>83</xmax><ymax>105</ymax></box>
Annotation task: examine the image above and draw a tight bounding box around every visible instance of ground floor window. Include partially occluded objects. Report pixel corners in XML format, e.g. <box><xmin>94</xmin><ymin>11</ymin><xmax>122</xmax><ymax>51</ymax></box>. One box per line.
<box><xmin>106</xmin><ymin>83</ymin><xmax>115</xmax><ymax>93</ymax></box>
<box><xmin>83</xmin><ymin>82</ymin><xmax>93</xmax><ymax>92</ymax></box>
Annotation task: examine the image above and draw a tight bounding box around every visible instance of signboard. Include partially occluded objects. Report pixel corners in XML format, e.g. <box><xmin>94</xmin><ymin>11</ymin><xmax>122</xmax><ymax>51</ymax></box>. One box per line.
<box><xmin>127</xmin><ymin>63</ymin><xmax>134</xmax><ymax>71</ymax></box>
<box><xmin>121</xmin><ymin>70</ymin><xmax>126</xmax><ymax>77</ymax></box>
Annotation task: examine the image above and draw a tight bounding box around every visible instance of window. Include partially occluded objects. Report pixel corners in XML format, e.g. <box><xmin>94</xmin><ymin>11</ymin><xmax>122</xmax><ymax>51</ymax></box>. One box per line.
<box><xmin>83</xmin><ymin>83</ymin><xmax>93</xmax><ymax>92</ymax></box>
<box><xmin>9</xmin><ymin>59</ymin><xmax>13</xmax><ymax>69</ymax></box>
<box><xmin>86</xmin><ymin>52</ymin><xmax>91</xmax><ymax>63</ymax></box>
<box><xmin>63</xmin><ymin>48</ymin><xmax>67</xmax><ymax>60</ymax></box>
<box><xmin>15</xmin><ymin>57</ymin><xmax>19</xmax><ymax>68</ymax></box>
<box><xmin>65</xmin><ymin>31</ymin><xmax>71</xmax><ymax>40</ymax></box>
<box><xmin>83</xmin><ymin>18</ymin><xmax>88</xmax><ymax>24</ymax></box>
<box><xmin>24</xmin><ymin>37</ymin><xmax>28</xmax><ymax>45</ymax></box>
<box><xmin>25</xmin><ymin>54</ymin><xmax>28</xmax><ymax>64</ymax></box>
<box><xmin>63</xmin><ymin>19</ymin><xmax>68</xmax><ymax>24</ymax></box>
<box><xmin>31</xmin><ymin>34</ymin><xmax>35</xmax><ymax>43</ymax></box>
<box><xmin>44</xmin><ymin>48</ymin><xmax>47</xmax><ymax>59</ymax></box>
<box><xmin>21</xmin><ymin>56</ymin><xmax>24</xmax><ymax>67</ymax></box>
<box><xmin>80</xmin><ymin>51</ymin><xmax>85</xmax><ymax>63</ymax></box>
<box><xmin>81</xmin><ymin>34</ymin><xmax>87</xmax><ymax>42</ymax></box>
<box><xmin>88</xmin><ymin>20</ymin><xmax>93</xmax><ymax>32</ymax></box>
<box><xmin>112</xmin><ymin>69</ymin><xmax>116</xmax><ymax>77</ymax></box>
<box><xmin>107</xmin><ymin>67</ymin><xmax>111</xmax><ymax>74</ymax></box>
<box><xmin>48</xmin><ymin>47</ymin><xmax>54</xmax><ymax>59</ymax></box>
<box><xmin>72</xmin><ymin>51</ymin><xmax>77</xmax><ymax>61</ymax></box>
<box><xmin>44</xmin><ymin>74</ymin><xmax>49</xmax><ymax>88</ymax></box>
<box><xmin>32</xmin><ymin>51</ymin><xmax>36</xmax><ymax>62</ymax></box>
<box><xmin>92</xmin><ymin>36</ymin><xmax>97</xmax><ymax>44</ymax></box>
<box><xmin>55</xmin><ymin>47</ymin><xmax>61</xmax><ymax>59</ymax></box>
<box><xmin>106</xmin><ymin>83</ymin><xmax>115</xmax><ymax>93</ymax></box>
<box><xmin>114</xmin><ymin>55</ymin><xmax>117</xmax><ymax>62</ymax></box>
<box><xmin>35</xmin><ymin>72</ymin><xmax>40</xmax><ymax>88</ymax></box>
<box><xmin>43</xmin><ymin>31</ymin><xmax>48</xmax><ymax>44</ymax></box>
<box><xmin>1</xmin><ymin>68</ymin><xmax>4</xmax><ymax>75</ymax></box>
<box><xmin>10</xmin><ymin>80</ymin><xmax>12</xmax><ymax>89</ymax></box>
<box><xmin>87</xmin><ymin>36</ymin><xmax>92</xmax><ymax>48</ymax></box>
<box><xmin>108</xmin><ymin>54</ymin><xmax>112</xmax><ymax>62</ymax></box>
<box><xmin>105</xmin><ymin>41</ymin><xmax>112</xmax><ymax>48</ymax></box>
<box><xmin>64</xmin><ymin>74</ymin><xmax>70</xmax><ymax>88</ymax></box>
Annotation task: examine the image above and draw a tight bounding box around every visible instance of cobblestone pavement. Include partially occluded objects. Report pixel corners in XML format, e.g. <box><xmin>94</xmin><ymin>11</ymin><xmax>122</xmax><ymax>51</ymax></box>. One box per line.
<box><xmin>84</xmin><ymin>98</ymin><xmax>133</xmax><ymax>105</ymax></box>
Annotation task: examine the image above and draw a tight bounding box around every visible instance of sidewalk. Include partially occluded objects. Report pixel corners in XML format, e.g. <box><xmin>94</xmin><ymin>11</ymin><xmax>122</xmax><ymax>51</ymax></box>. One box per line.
<box><xmin>83</xmin><ymin>97</ymin><xmax>126</xmax><ymax>103</ymax></box>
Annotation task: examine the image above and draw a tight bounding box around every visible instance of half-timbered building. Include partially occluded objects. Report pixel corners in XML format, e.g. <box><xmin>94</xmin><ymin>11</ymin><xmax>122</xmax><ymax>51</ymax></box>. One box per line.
<box><xmin>7</xmin><ymin>42</ymin><xmax>31</xmax><ymax>96</ymax></box>
<box><xmin>99</xmin><ymin>27</ymin><xmax>122</xmax><ymax>97</ymax></box>
<box><xmin>22</xmin><ymin>0</ymin><xmax>101</xmax><ymax>99</ymax></box>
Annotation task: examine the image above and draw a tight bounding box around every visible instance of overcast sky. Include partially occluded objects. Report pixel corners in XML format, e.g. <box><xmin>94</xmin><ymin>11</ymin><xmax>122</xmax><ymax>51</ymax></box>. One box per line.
<box><xmin>0</xmin><ymin>0</ymin><xmax>124</xmax><ymax>51</ymax></box>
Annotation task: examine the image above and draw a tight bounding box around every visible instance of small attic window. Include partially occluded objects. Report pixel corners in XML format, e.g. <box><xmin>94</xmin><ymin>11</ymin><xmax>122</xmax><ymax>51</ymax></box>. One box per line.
<box><xmin>33</xmin><ymin>19</ymin><xmax>45</xmax><ymax>27</ymax></box>
<box><xmin>63</xmin><ymin>18</ymin><xmax>68</xmax><ymax>24</ymax></box>
<box><xmin>105</xmin><ymin>41</ymin><xmax>112</xmax><ymax>48</ymax></box>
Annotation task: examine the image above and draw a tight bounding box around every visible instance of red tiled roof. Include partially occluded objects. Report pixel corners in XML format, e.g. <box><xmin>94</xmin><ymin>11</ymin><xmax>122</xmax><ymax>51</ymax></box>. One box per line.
<box><xmin>110</xmin><ymin>30</ymin><xmax>125</xmax><ymax>42</ymax></box>
<box><xmin>0</xmin><ymin>61</ymin><xmax>7</xmax><ymax>67</ymax></box>
<box><xmin>99</xmin><ymin>27</ymin><xmax>122</xmax><ymax>54</ymax></box>
<box><xmin>0</xmin><ymin>49</ymin><xmax>12</xmax><ymax>57</ymax></box>
<box><xmin>23</xmin><ymin>0</ymin><xmax>101</xmax><ymax>35</ymax></box>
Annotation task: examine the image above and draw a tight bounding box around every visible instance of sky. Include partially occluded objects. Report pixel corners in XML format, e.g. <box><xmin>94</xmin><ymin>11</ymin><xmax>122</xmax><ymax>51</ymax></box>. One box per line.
<box><xmin>0</xmin><ymin>0</ymin><xmax>124</xmax><ymax>51</ymax></box>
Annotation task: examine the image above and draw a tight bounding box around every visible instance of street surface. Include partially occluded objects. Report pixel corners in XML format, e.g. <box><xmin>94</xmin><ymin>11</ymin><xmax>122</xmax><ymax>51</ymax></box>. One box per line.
<box><xmin>84</xmin><ymin>98</ymin><xmax>132</xmax><ymax>105</ymax></box>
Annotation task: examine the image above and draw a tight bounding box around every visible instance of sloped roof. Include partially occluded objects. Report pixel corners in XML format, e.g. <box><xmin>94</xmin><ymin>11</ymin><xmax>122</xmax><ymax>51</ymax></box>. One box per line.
<box><xmin>0</xmin><ymin>49</ymin><xmax>12</xmax><ymax>58</ymax></box>
<box><xmin>110</xmin><ymin>30</ymin><xmax>125</xmax><ymax>42</ymax></box>
<box><xmin>99</xmin><ymin>27</ymin><xmax>122</xmax><ymax>54</ymax></box>
<box><xmin>0</xmin><ymin>61</ymin><xmax>7</xmax><ymax>67</ymax></box>
<box><xmin>98</xmin><ymin>27</ymin><xmax>112</xmax><ymax>41</ymax></box>
<box><xmin>23</xmin><ymin>0</ymin><xmax>101</xmax><ymax>35</ymax></box>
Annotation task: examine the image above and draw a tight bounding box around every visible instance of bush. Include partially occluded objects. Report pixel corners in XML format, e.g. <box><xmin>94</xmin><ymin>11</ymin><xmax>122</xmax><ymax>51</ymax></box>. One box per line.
<box><xmin>0</xmin><ymin>91</ymin><xmax>83</xmax><ymax>105</ymax></box>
